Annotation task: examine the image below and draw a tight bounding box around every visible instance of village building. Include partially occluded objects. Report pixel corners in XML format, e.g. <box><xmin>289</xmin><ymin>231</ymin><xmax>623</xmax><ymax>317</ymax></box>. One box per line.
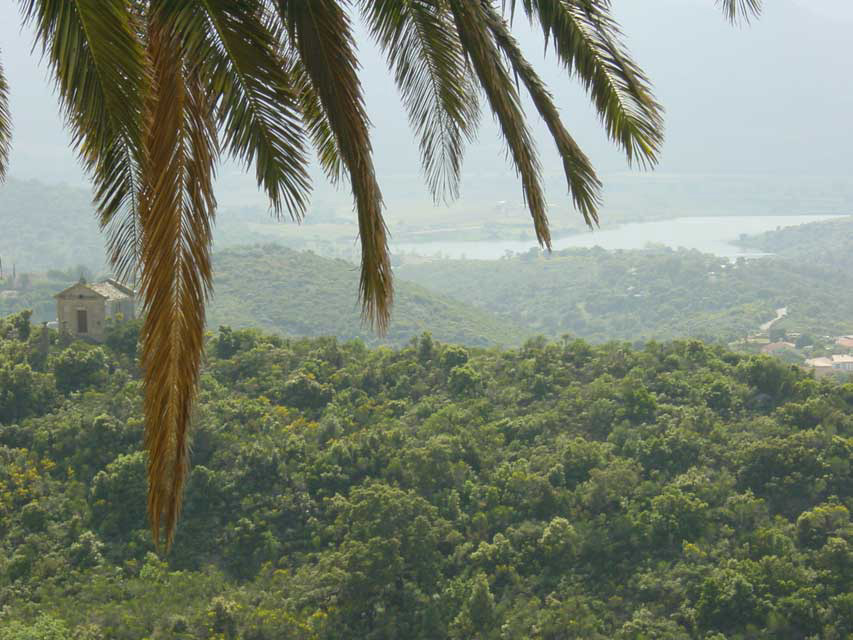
<box><xmin>54</xmin><ymin>278</ymin><xmax>135</xmax><ymax>342</ymax></box>
<box><xmin>804</xmin><ymin>354</ymin><xmax>853</xmax><ymax>378</ymax></box>
<box><xmin>835</xmin><ymin>335</ymin><xmax>853</xmax><ymax>349</ymax></box>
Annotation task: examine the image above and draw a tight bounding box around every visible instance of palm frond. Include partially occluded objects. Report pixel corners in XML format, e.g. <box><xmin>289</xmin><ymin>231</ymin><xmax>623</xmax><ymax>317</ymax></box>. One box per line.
<box><xmin>449</xmin><ymin>0</ymin><xmax>551</xmax><ymax>248</ymax></box>
<box><xmin>140</xmin><ymin>8</ymin><xmax>218</xmax><ymax>549</ymax></box>
<box><xmin>516</xmin><ymin>0</ymin><xmax>664</xmax><ymax>167</ymax></box>
<box><xmin>0</xmin><ymin>53</ymin><xmax>11</xmax><ymax>182</ymax></box>
<box><xmin>717</xmin><ymin>0</ymin><xmax>762</xmax><ymax>24</ymax></box>
<box><xmin>361</xmin><ymin>0</ymin><xmax>480</xmax><ymax>202</ymax></box>
<box><xmin>19</xmin><ymin>0</ymin><xmax>147</xmax><ymax>280</ymax></box>
<box><xmin>289</xmin><ymin>56</ymin><xmax>346</xmax><ymax>185</ymax></box>
<box><xmin>483</xmin><ymin>2</ymin><xmax>601</xmax><ymax>226</ymax></box>
<box><xmin>162</xmin><ymin>0</ymin><xmax>311</xmax><ymax>219</ymax></box>
<box><xmin>277</xmin><ymin>0</ymin><xmax>392</xmax><ymax>331</ymax></box>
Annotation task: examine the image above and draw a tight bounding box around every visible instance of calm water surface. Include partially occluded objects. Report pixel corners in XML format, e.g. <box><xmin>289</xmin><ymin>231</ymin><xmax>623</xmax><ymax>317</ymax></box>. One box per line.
<box><xmin>394</xmin><ymin>215</ymin><xmax>847</xmax><ymax>260</ymax></box>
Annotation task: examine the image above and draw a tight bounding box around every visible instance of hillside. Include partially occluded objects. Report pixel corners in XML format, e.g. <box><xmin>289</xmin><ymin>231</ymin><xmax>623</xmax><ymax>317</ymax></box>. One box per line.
<box><xmin>0</xmin><ymin>179</ymin><xmax>106</xmax><ymax>273</ymax></box>
<box><xmin>737</xmin><ymin>215</ymin><xmax>853</xmax><ymax>271</ymax></box>
<box><xmin>6</xmin><ymin>241</ymin><xmax>851</xmax><ymax>350</ymax></box>
<box><xmin>0</xmin><ymin>246</ymin><xmax>525</xmax><ymax>347</ymax></box>
<box><xmin>2</xmin><ymin>177</ymin><xmax>849</xmax><ymax>348</ymax></box>
<box><xmin>0</xmin><ymin>313</ymin><xmax>851</xmax><ymax>638</ymax></box>
<box><xmin>207</xmin><ymin>245</ymin><xmax>526</xmax><ymax>347</ymax></box>
<box><xmin>397</xmin><ymin>246</ymin><xmax>853</xmax><ymax>343</ymax></box>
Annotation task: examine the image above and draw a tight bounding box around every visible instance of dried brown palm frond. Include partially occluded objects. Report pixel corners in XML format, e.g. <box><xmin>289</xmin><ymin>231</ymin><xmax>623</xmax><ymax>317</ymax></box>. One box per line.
<box><xmin>277</xmin><ymin>0</ymin><xmax>393</xmax><ymax>332</ymax></box>
<box><xmin>139</xmin><ymin>5</ymin><xmax>218</xmax><ymax>549</ymax></box>
<box><xmin>0</xmin><ymin>53</ymin><xmax>11</xmax><ymax>181</ymax></box>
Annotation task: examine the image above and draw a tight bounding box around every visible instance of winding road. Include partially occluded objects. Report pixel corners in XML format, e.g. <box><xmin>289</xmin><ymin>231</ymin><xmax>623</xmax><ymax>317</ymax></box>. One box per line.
<box><xmin>760</xmin><ymin>307</ymin><xmax>788</xmax><ymax>333</ymax></box>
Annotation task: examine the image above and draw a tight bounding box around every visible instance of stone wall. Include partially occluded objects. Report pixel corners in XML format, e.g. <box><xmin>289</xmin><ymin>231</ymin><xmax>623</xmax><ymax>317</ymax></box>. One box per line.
<box><xmin>108</xmin><ymin>298</ymin><xmax>136</xmax><ymax>321</ymax></box>
<box><xmin>56</xmin><ymin>285</ymin><xmax>108</xmax><ymax>342</ymax></box>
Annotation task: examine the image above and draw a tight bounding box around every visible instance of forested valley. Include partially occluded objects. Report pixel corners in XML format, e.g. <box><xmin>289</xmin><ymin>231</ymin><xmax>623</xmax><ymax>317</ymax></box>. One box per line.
<box><xmin>397</xmin><ymin>217</ymin><xmax>853</xmax><ymax>344</ymax></box>
<box><xmin>1</xmin><ymin>311</ymin><xmax>851</xmax><ymax>639</ymax></box>
<box><xmin>3</xmin><ymin>178</ymin><xmax>851</xmax><ymax>350</ymax></box>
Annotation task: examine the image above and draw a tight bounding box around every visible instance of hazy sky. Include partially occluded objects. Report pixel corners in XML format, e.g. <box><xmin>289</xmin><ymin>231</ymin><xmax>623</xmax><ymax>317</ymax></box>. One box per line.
<box><xmin>1</xmin><ymin>1</ymin><xmax>852</xmax><ymax>212</ymax></box>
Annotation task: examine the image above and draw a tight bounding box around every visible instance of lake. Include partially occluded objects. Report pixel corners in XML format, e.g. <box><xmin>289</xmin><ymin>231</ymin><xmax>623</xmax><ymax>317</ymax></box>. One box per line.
<box><xmin>393</xmin><ymin>215</ymin><xmax>847</xmax><ymax>260</ymax></box>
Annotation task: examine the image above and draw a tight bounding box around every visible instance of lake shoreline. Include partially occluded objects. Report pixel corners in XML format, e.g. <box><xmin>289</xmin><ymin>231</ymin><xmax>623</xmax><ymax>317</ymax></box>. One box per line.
<box><xmin>392</xmin><ymin>214</ymin><xmax>848</xmax><ymax>261</ymax></box>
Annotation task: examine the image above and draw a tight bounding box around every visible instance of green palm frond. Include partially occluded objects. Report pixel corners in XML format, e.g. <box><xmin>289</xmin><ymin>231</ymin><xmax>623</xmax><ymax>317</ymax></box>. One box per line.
<box><xmin>361</xmin><ymin>0</ymin><xmax>480</xmax><ymax>202</ymax></box>
<box><xmin>140</xmin><ymin>7</ymin><xmax>218</xmax><ymax>549</ymax></box>
<box><xmin>290</xmin><ymin>56</ymin><xmax>346</xmax><ymax>185</ymax></box>
<box><xmin>717</xmin><ymin>0</ymin><xmax>762</xmax><ymax>23</ymax></box>
<box><xmin>19</xmin><ymin>0</ymin><xmax>147</xmax><ymax>279</ymax></box>
<box><xmin>0</xmin><ymin>53</ymin><xmax>11</xmax><ymax>181</ymax></box>
<box><xmin>277</xmin><ymin>0</ymin><xmax>393</xmax><ymax>331</ymax></box>
<box><xmin>161</xmin><ymin>0</ymin><xmax>311</xmax><ymax>220</ymax></box>
<box><xmin>515</xmin><ymin>0</ymin><xmax>664</xmax><ymax>167</ymax></box>
<box><xmin>483</xmin><ymin>2</ymin><xmax>601</xmax><ymax>226</ymax></box>
<box><xmin>449</xmin><ymin>0</ymin><xmax>551</xmax><ymax>248</ymax></box>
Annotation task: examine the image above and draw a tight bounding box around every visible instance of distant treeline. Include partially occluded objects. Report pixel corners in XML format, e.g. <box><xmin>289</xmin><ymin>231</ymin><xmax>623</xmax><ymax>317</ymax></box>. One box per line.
<box><xmin>398</xmin><ymin>239</ymin><xmax>853</xmax><ymax>343</ymax></box>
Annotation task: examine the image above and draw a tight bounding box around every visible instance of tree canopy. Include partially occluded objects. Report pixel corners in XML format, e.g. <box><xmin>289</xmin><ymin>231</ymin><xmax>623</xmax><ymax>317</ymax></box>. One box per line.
<box><xmin>1</xmin><ymin>310</ymin><xmax>850</xmax><ymax>638</ymax></box>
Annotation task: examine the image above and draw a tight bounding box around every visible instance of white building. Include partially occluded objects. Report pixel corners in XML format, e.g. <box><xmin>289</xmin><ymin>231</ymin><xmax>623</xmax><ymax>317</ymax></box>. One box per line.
<box><xmin>805</xmin><ymin>354</ymin><xmax>853</xmax><ymax>377</ymax></box>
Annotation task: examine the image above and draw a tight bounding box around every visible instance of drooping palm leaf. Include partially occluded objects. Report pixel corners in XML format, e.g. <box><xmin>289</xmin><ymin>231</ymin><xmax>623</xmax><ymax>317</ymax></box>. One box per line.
<box><xmin>514</xmin><ymin>0</ymin><xmax>664</xmax><ymax>167</ymax></box>
<box><xmin>449</xmin><ymin>0</ymin><xmax>551</xmax><ymax>248</ymax></box>
<box><xmin>140</xmin><ymin>5</ymin><xmax>218</xmax><ymax>548</ymax></box>
<box><xmin>160</xmin><ymin>0</ymin><xmax>311</xmax><ymax>220</ymax></box>
<box><xmin>277</xmin><ymin>0</ymin><xmax>393</xmax><ymax>330</ymax></box>
<box><xmin>483</xmin><ymin>1</ymin><xmax>601</xmax><ymax>225</ymax></box>
<box><xmin>18</xmin><ymin>0</ymin><xmax>147</xmax><ymax>280</ymax></box>
<box><xmin>361</xmin><ymin>0</ymin><xmax>480</xmax><ymax>202</ymax></box>
<box><xmin>290</xmin><ymin>56</ymin><xmax>346</xmax><ymax>185</ymax></box>
<box><xmin>0</xmin><ymin>53</ymin><xmax>11</xmax><ymax>181</ymax></box>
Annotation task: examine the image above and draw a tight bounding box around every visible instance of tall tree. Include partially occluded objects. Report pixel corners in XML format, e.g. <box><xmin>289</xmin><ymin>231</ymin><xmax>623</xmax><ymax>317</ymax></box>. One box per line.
<box><xmin>0</xmin><ymin>0</ymin><xmax>761</xmax><ymax>547</ymax></box>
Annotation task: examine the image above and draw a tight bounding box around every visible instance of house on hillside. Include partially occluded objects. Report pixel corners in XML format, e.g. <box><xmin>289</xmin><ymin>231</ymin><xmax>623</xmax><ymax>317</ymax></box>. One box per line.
<box><xmin>805</xmin><ymin>354</ymin><xmax>853</xmax><ymax>378</ymax></box>
<box><xmin>835</xmin><ymin>335</ymin><xmax>853</xmax><ymax>349</ymax></box>
<box><xmin>55</xmin><ymin>278</ymin><xmax>135</xmax><ymax>342</ymax></box>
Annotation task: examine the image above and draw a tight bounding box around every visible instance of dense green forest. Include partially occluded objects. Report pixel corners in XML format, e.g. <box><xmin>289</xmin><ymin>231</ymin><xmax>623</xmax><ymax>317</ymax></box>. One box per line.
<box><xmin>1</xmin><ymin>310</ymin><xmax>851</xmax><ymax>639</ymax></box>
<box><xmin>397</xmin><ymin>243</ymin><xmax>853</xmax><ymax>343</ymax></box>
